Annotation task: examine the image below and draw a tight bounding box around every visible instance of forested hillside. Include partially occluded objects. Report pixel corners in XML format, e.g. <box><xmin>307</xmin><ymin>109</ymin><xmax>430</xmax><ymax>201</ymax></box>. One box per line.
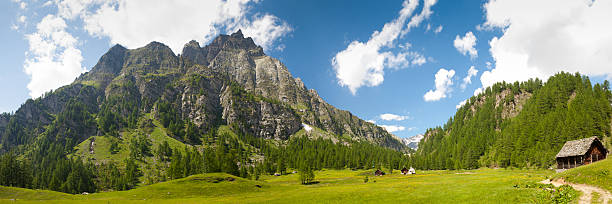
<box><xmin>0</xmin><ymin>31</ymin><xmax>407</xmax><ymax>194</ymax></box>
<box><xmin>413</xmin><ymin>72</ymin><xmax>612</xmax><ymax>170</ymax></box>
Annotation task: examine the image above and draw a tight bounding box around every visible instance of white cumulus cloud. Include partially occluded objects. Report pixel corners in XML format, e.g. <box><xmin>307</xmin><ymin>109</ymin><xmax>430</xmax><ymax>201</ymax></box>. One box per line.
<box><xmin>24</xmin><ymin>15</ymin><xmax>86</xmax><ymax>98</ymax></box>
<box><xmin>456</xmin><ymin>99</ymin><xmax>467</xmax><ymax>109</ymax></box>
<box><xmin>424</xmin><ymin>68</ymin><xmax>455</xmax><ymax>101</ymax></box>
<box><xmin>473</xmin><ymin>87</ymin><xmax>483</xmax><ymax>96</ymax></box>
<box><xmin>481</xmin><ymin>0</ymin><xmax>612</xmax><ymax>88</ymax></box>
<box><xmin>460</xmin><ymin>66</ymin><xmax>478</xmax><ymax>90</ymax></box>
<box><xmin>332</xmin><ymin>0</ymin><xmax>437</xmax><ymax>95</ymax></box>
<box><xmin>380</xmin><ymin>113</ymin><xmax>410</xmax><ymax>121</ymax></box>
<box><xmin>454</xmin><ymin>31</ymin><xmax>477</xmax><ymax>59</ymax></box>
<box><xmin>237</xmin><ymin>14</ymin><xmax>292</xmax><ymax>51</ymax></box>
<box><xmin>19</xmin><ymin>0</ymin><xmax>292</xmax><ymax>99</ymax></box>
<box><xmin>379</xmin><ymin>125</ymin><xmax>406</xmax><ymax>133</ymax></box>
<box><xmin>82</xmin><ymin>0</ymin><xmax>291</xmax><ymax>53</ymax></box>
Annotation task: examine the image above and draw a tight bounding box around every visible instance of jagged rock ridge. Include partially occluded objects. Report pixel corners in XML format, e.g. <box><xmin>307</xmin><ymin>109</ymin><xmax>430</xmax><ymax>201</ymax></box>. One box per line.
<box><xmin>0</xmin><ymin>30</ymin><xmax>405</xmax><ymax>151</ymax></box>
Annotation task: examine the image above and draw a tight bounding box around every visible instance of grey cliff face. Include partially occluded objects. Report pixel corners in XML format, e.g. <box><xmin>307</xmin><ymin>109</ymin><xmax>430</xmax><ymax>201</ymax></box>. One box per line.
<box><xmin>1</xmin><ymin>30</ymin><xmax>405</xmax><ymax>151</ymax></box>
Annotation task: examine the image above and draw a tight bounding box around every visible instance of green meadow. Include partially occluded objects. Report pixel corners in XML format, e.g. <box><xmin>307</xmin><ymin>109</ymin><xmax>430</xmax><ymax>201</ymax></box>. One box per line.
<box><xmin>0</xmin><ymin>168</ymin><xmax>566</xmax><ymax>204</ymax></box>
<box><xmin>554</xmin><ymin>157</ymin><xmax>612</xmax><ymax>192</ymax></box>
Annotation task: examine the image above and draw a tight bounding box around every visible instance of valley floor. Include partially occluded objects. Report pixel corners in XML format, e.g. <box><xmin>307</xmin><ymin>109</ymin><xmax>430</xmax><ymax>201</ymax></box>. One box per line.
<box><xmin>0</xmin><ymin>168</ymin><xmax>564</xmax><ymax>204</ymax></box>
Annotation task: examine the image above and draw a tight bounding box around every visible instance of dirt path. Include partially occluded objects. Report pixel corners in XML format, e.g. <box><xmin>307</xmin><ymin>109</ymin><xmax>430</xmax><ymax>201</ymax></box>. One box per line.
<box><xmin>541</xmin><ymin>179</ymin><xmax>611</xmax><ymax>204</ymax></box>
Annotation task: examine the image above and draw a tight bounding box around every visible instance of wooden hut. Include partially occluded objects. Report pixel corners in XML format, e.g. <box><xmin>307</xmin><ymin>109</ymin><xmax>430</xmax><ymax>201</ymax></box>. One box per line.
<box><xmin>374</xmin><ymin>169</ymin><xmax>385</xmax><ymax>176</ymax></box>
<box><xmin>401</xmin><ymin>167</ymin><xmax>409</xmax><ymax>175</ymax></box>
<box><xmin>556</xmin><ymin>136</ymin><xmax>608</xmax><ymax>169</ymax></box>
<box><xmin>408</xmin><ymin>167</ymin><xmax>416</xmax><ymax>174</ymax></box>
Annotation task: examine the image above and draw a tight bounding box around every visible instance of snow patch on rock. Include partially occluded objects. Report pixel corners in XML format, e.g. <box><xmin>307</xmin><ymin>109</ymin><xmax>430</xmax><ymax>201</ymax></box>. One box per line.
<box><xmin>302</xmin><ymin>123</ymin><xmax>313</xmax><ymax>132</ymax></box>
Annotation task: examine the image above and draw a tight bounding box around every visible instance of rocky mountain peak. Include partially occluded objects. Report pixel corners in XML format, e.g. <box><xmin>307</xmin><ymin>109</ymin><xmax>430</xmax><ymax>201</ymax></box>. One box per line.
<box><xmin>184</xmin><ymin>40</ymin><xmax>200</xmax><ymax>48</ymax></box>
<box><xmin>143</xmin><ymin>41</ymin><xmax>175</xmax><ymax>54</ymax></box>
<box><xmin>231</xmin><ymin>29</ymin><xmax>244</xmax><ymax>38</ymax></box>
<box><xmin>77</xmin><ymin>44</ymin><xmax>127</xmax><ymax>85</ymax></box>
<box><xmin>69</xmin><ymin>31</ymin><xmax>405</xmax><ymax>150</ymax></box>
<box><xmin>181</xmin><ymin>30</ymin><xmax>264</xmax><ymax>66</ymax></box>
<box><xmin>109</xmin><ymin>44</ymin><xmax>127</xmax><ymax>53</ymax></box>
<box><xmin>91</xmin><ymin>44</ymin><xmax>127</xmax><ymax>73</ymax></box>
<box><xmin>208</xmin><ymin>30</ymin><xmax>261</xmax><ymax>52</ymax></box>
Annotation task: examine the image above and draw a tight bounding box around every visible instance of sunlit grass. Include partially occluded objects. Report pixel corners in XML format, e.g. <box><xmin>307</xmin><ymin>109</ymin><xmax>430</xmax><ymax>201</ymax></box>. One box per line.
<box><xmin>554</xmin><ymin>158</ymin><xmax>612</xmax><ymax>192</ymax></box>
<box><xmin>0</xmin><ymin>168</ymin><xmax>559</xmax><ymax>204</ymax></box>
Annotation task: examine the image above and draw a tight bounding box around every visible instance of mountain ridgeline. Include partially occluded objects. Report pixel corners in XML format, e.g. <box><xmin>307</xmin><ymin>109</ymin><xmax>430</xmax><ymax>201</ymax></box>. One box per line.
<box><xmin>412</xmin><ymin>72</ymin><xmax>612</xmax><ymax>170</ymax></box>
<box><xmin>0</xmin><ymin>30</ymin><xmax>403</xmax><ymax>150</ymax></box>
<box><xmin>0</xmin><ymin>31</ymin><xmax>407</xmax><ymax>193</ymax></box>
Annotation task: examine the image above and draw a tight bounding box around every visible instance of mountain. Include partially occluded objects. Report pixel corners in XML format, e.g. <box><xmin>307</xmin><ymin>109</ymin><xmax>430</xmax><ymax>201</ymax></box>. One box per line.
<box><xmin>413</xmin><ymin>72</ymin><xmax>612</xmax><ymax>170</ymax></box>
<box><xmin>0</xmin><ymin>30</ymin><xmax>404</xmax><ymax>151</ymax></box>
<box><xmin>0</xmin><ymin>30</ymin><xmax>408</xmax><ymax>193</ymax></box>
<box><xmin>402</xmin><ymin>134</ymin><xmax>424</xmax><ymax>150</ymax></box>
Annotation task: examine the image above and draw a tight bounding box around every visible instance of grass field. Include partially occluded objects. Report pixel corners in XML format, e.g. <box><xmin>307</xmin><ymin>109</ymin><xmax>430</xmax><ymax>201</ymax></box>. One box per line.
<box><xmin>553</xmin><ymin>158</ymin><xmax>612</xmax><ymax>192</ymax></box>
<box><xmin>0</xmin><ymin>168</ymin><xmax>565</xmax><ymax>204</ymax></box>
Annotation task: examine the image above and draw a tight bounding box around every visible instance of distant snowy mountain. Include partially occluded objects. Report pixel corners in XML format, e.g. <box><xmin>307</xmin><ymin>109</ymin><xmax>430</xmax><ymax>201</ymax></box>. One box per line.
<box><xmin>402</xmin><ymin>134</ymin><xmax>424</xmax><ymax>150</ymax></box>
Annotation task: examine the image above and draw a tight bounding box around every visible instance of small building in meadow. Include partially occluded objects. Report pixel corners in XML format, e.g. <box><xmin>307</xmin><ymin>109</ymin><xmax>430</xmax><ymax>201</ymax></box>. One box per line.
<box><xmin>555</xmin><ymin>136</ymin><xmax>608</xmax><ymax>169</ymax></box>
<box><xmin>401</xmin><ymin>167</ymin><xmax>409</xmax><ymax>175</ymax></box>
<box><xmin>401</xmin><ymin>167</ymin><xmax>416</xmax><ymax>175</ymax></box>
<box><xmin>374</xmin><ymin>169</ymin><xmax>385</xmax><ymax>176</ymax></box>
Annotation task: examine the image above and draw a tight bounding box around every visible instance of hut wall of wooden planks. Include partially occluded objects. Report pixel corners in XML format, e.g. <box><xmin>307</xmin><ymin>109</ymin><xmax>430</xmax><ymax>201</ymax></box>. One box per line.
<box><xmin>555</xmin><ymin>136</ymin><xmax>608</xmax><ymax>169</ymax></box>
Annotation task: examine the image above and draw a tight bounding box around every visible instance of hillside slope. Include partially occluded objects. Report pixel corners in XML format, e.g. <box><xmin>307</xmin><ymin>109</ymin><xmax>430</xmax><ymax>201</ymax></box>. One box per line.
<box><xmin>0</xmin><ymin>30</ymin><xmax>403</xmax><ymax>152</ymax></box>
<box><xmin>0</xmin><ymin>30</ymin><xmax>406</xmax><ymax>195</ymax></box>
<box><xmin>413</xmin><ymin>72</ymin><xmax>612</xmax><ymax>170</ymax></box>
<box><xmin>554</xmin><ymin>158</ymin><xmax>612</xmax><ymax>192</ymax></box>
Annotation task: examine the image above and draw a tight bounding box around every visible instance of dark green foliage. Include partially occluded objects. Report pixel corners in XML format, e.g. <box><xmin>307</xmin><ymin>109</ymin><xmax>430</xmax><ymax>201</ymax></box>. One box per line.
<box><xmin>239</xmin><ymin>163</ymin><xmax>248</xmax><ymax>178</ymax></box>
<box><xmin>109</xmin><ymin>139</ymin><xmax>119</xmax><ymax>154</ymax></box>
<box><xmin>163</xmin><ymin>127</ymin><xmax>406</xmax><ymax>183</ymax></box>
<box><xmin>0</xmin><ymin>115</ymin><xmax>28</xmax><ymax>151</ymax></box>
<box><xmin>253</xmin><ymin>167</ymin><xmax>260</xmax><ymax>180</ymax></box>
<box><xmin>276</xmin><ymin>155</ymin><xmax>286</xmax><ymax>175</ymax></box>
<box><xmin>97</xmin><ymin>106</ymin><xmax>124</xmax><ymax>136</ymax></box>
<box><xmin>121</xmin><ymin>159</ymin><xmax>141</xmax><ymax>190</ymax></box>
<box><xmin>24</xmin><ymin>137</ymin><xmax>98</xmax><ymax>194</ymax></box>
<box><xmin>414</xmin><ymin>72</ymin><xmax>612</xmax><ymax>170</ymax></box>
<box><xmin>59</xmin><ymin>159</ymin><xmax>96</xmax><ymax>194</ymax></box>
<box><xmin>94</xmin><ymin>162</ymin><xmax>123</xmax><ymax>191</ymax></box>
<box><xmin>0</xmin><ymin>85</ymin><xmax>101</xmax><ymax>152</ymax></box>
<box><xmin>47</xmin><ymin>99</ymin><xmax>97</xmax><ymax>146</ymax></box>
<box><xmin>284</xmin><ymin>137</ymin><xmax>403</xmax><ymax>171</ymax></box>
<box><xmin>168</xmin><ymin>147</ymin><xmax>204</xmax><ymax>179</ymax></box>
<box><xmin>184</xmin><ymin>121</ymin><xmax>201</xmax><ymax>145</ymax></box>
<box><xmin>156</xmin><ymin>101</ymin><xmax>194</xmax><ymax>143</ymax></box>
<box><xmin>97</xmin><ymin>94</ymin><xmax>140</xmax><ymax>136</ymax></box>
<box><xmin>299</xmin><ymin>166</ymin><xmax>315</xmax><ymax>185</ymax></box>
<box><xmin>155</xmin><ymin>141</ymin><xmax>173</xmax><ymax>162</ymax></box>
<box><xmin>0</xmin><ymin>151</ymin><xmax>31</xmax><ymax>188</ymax></box>
<box><xmin>129</xmin><ymin>132</ymin><xmax>152</xmax><ymax>160</ymax></box>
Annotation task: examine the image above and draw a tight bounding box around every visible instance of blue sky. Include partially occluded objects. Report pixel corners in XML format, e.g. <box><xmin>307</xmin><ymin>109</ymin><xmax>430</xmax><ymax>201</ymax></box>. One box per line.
<box><xmin>2</xmin><ymin>0</ymin><xmax>612</xmax><ymax>139</ymax></box>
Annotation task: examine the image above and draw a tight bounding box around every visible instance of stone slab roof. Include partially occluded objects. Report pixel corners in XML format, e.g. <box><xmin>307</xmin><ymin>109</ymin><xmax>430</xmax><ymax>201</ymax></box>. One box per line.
<box><xmin>556</xmin><ymin>136</ymin><xmax>600</xmax><ymax>158</ymax></box>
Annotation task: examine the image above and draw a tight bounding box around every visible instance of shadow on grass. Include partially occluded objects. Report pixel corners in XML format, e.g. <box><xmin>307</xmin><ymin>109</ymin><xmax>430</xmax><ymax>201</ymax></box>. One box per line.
<box><xmin>302</xmin><ymin>181</ymin><xmax>320</xmax><ymax>185</ymax></box>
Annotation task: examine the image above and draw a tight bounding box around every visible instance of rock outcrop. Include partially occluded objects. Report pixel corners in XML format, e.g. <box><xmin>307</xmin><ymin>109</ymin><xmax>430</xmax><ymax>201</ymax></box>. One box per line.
<box><xmin>0</xmin><ymin>30</ymin><xmax>405</xmax><ymax>151</ymax></box>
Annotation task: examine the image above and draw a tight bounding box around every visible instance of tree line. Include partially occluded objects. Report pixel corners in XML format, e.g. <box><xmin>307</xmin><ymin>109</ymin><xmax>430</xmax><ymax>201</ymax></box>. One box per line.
<box><xmin>413</xmin><ymin>72</ymin><xmax>612</xmax><ymax>170</ymax></box>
